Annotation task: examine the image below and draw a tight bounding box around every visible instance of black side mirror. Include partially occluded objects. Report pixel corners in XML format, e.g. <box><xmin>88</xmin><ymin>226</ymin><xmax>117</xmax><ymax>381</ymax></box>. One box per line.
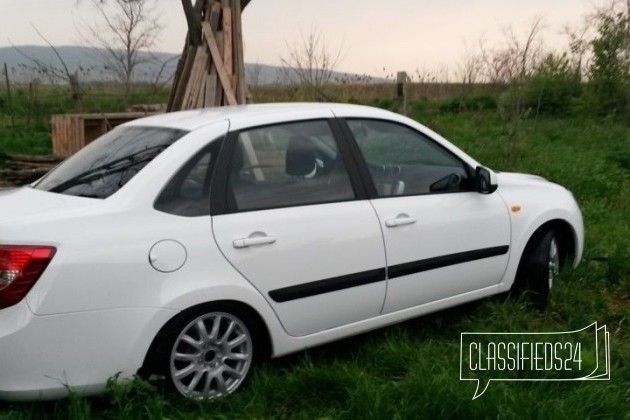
<box><xmin>475</xmin><ymin>166</ymin><xmax>498</xmax><ymax>194</ymax></box>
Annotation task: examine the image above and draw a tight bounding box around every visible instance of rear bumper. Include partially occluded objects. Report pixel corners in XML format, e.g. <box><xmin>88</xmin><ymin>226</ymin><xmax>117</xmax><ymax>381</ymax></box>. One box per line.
<box><xmin>0</xmin><ymin>301</ymin><xmax>176</xmax><ymax>401</ymax></box>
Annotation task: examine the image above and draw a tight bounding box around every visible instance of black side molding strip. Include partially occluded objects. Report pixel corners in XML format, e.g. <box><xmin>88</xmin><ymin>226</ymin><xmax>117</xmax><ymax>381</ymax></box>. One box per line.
<box><xmin>268</xmin><ymin>268</ymin><xmax>386</xmax><ymax>303</ymax></box>
<box><xmin>268</xmin><ymin>246</ymin><xmax>509</xmax><ymax>303</ymax></box>
<box><xmin>388</xmin><ymin>246</ymin><xmax>510</xmax><ymax>279</ymax></box>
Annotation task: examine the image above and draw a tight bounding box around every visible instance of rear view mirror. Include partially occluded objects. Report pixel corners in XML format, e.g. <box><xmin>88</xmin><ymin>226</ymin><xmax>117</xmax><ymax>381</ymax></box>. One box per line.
<box><xmin>475</xmin><ymin>166</ymin><xmax>498</xmax><ymax>194</ymax></box>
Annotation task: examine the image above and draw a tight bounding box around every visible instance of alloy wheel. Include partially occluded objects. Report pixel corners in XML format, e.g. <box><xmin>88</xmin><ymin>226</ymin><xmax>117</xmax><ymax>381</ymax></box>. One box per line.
<box><xmin>170</xmin><ymin>312</ymin><xmax>253</xmax><ymax>399</ymax></box>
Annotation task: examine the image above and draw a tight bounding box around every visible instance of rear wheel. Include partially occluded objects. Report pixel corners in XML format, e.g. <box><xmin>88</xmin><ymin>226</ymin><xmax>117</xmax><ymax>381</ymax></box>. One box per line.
<box><xmin>153</xmin><ymin>304</ymin><xmax>256</xmax><ymax>399</ymax></box>
<box><xmin>513</xmin><ymin>230</ymin><xmax>561</xmax><ymax>307</ymax></box>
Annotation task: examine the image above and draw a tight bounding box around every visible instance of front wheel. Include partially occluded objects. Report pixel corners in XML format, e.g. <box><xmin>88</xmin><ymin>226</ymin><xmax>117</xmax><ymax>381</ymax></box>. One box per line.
<box><xmin>513</xmin><ymin>230</ymin><xmax>561</xmax><ymax>308</ymax></box>
<box><xmin>165</xmin><ymin>309</ymin><xmax>254</xmax><ymax>399</ymax></box>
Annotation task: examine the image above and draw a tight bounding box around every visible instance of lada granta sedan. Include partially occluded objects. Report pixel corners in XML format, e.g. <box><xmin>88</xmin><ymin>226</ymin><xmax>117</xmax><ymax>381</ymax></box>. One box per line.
<box><xmin>0</xmin><ymin>103</ymin><xmax>583</xmax><ymax>400</ymax></box>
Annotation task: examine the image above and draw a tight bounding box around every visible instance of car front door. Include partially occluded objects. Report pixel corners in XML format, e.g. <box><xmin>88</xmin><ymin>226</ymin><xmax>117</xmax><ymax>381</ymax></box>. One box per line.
<box><xmin>342</xmin><ymin>119</ymin><xmax>511</xmax><ymax>314</ymax></box>
<box><xmin>211</xmin><ymin>118</ymin><xmax>387</xmax><ymax>337</ymax></box>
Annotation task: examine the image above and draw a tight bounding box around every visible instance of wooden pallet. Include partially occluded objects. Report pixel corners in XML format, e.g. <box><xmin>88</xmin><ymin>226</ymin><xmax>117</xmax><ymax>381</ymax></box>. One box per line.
<box><xmin>51</xmin><ymin>112</ymin><xmax>158</xmax><ymax>157</ymax></box>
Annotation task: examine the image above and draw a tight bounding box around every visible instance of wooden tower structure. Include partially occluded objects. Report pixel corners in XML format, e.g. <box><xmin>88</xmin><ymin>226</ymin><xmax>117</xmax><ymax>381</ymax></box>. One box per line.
<box><xmin>168</xmin><ymin>0</ymin><xmax>252</xmax><ymax>111</ymax></box>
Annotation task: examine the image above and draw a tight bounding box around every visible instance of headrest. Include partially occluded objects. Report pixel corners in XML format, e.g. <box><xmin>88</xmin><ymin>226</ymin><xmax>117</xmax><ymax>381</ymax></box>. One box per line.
<box><xmin>286</xmin><ymin>135</ymin><xmax>318</xmax><ymax>177</ymax></box>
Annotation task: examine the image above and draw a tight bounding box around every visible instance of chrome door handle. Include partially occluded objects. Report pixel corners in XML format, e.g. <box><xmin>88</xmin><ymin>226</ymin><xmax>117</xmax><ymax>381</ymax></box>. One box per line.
<box><xmin>385</xmin><ymin>215</ymin><xmax>416</xmax><ymax>228</ymax></box>
<box><xmin>233</xmin><ymin>236</ymin><xmax>277</xmax><ymax>249</ymax></box>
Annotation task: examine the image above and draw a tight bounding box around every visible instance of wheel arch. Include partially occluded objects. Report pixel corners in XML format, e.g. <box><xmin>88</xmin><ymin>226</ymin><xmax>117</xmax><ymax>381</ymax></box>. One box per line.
<box><xmin>522</xmin><ymin>219</ymin><xmax>577</xmax><ymax>267</ymax></box>
<box><xmin>510</xmin><ymin>218</ymin><xmax>577</xmax><ymax>293</ymax></box>
<box><xmin>138</xmin><ymin>299</ymin><xmax>273</xmax><ymax>378</ymax></box>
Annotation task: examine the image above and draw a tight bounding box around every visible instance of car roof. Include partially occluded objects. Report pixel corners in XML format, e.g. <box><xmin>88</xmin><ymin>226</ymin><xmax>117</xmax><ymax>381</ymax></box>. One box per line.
<box><xmin>123</xmin><ymin>103</ymin><xmax>398</xmax><ymax>131</ymax></box>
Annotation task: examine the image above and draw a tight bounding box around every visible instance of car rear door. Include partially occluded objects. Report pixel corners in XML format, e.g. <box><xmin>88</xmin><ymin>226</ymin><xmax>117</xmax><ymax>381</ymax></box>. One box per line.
<box><xmin>341</xmin><ymin>118</ymin><xmax>511</xmax><ymax>314</ymax></box>
<box><xmin>211</xmin><ymin>116</ymin><xmax>386</xmax><ymax>337</ymax></box>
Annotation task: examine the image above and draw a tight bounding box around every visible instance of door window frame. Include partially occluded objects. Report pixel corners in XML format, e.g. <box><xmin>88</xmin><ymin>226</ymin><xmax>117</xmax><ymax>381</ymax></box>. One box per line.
<box><xmin>337</xmin><ymin>118</ymin><xmax>476</xmax><ymax>199</ymax></box>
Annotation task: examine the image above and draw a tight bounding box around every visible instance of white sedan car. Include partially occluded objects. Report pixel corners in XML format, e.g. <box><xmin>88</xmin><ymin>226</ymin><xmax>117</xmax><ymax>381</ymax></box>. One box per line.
<box><xmin>0</xmin><ymin>103</ymin><xmax>583</xmax><ymax>400</ymax></box>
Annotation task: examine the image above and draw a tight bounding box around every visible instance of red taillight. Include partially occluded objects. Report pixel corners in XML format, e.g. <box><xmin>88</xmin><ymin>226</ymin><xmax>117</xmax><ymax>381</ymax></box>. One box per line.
<box><xmin>0</xmin><ymin>246</ymin><xmax>56</xmax><ymax>310</ymax></box>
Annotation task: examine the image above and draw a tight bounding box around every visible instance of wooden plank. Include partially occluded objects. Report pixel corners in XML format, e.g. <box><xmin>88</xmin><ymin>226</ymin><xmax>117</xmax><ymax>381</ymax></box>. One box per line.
<box><xmin>209</xmin><ymin>1</ymin><xmax>221</xmax><ymax>31</ymax></box>
<box><xmin>66</xmin><ymin>116</ymin><xmax>74</xmax><ymax>157</ymax></box>
<box><xmin>190</xmin><ymin>48</ymin><xmax>208</xmax><ymax>108</ymax></box>
<box><xmin>7</xmin><ymin>154</ymin><xmax>62</xmax><ymax>163</ymax></box>
<box><xmin>210</xmin><ymin>64</ymin><xmax>222</xmax><ymax>106</ymax></box>
<box><xmin>196</xmin><ymin>67</ymin><xmax>208</xmax><ymax>108</ymax></box>
<box><xmin>50</xmin><ymin>115</ymin><xmax>61</xmax><ymax>157</ymax></box>
<box><xmin>232</xmin><ymin>0</ymin><xmax>247</xmax><ymax>103</ymax></box>
<box><xmin>167</xmin><ymin>41</ymin><xmax>190</xmax><ymax>110</ymax></box>
<box><xmin>182</xmin><ymin>46</ymin><xmax>208</xmax><ymax>109</ymax></box>
<box><xmin>222</xmin><ymin>1</ymin><xmax>234</xmax><ymax>93</ymax></box>
<box><xmin>169</xmin><ymin>44</ymin><xmax>197</xmax><ymax>111</ymax></box>
<box><xmin>239</xmin><ymin>132</ymin><xmax>264</xmax><ymax>181</ymax></box>
<box><xmin>181</xmin><ymin>54</ymin><xmax>198</xmax><ymax>107</ymax></box>
<box><xmin>71</xmin><ymin>117</ymin><xmax>81</xmax><ymax>157</ymax></box>
<box><xmin>205</xmin><ymin>72</ymin><xmax>218</xmax><ymax>106</ymax></box>
<box><xmin>202</xmin><ymin>21</ymin><xmax>238</xmax><ymax>106</ymax></box>
<box><xmin>58</xmin><ymin>116</ymin><xmax>66</xmax><ymax>157</ymax></box>
<box><xmin>214</xmin><ymin>31</ymin><xmax>225</xmax><ymax>105</ymax></box>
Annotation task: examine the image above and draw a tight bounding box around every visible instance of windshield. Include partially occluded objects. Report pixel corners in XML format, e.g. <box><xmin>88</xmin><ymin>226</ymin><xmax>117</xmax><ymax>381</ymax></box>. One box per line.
<box><xmin>35</xmin><ymin>126</ymin><xmax>188</xmax><ymax>199</ymax></box>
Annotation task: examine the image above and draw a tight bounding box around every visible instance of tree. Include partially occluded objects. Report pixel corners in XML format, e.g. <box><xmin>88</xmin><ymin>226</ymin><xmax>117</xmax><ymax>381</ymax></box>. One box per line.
<box><xmin>587</xmin><ymin>1</ymin><xmax>630</xmax><ymax>115</ymax></box>
<box><xmin>12</xmin><ymin>26</ymin><xmax>84</xmax><ymax>111</ymax></box>
<box><xmin>477</xmin><ymin>17</ymin><xmax>545</xmax><ymax>84</ymax></box>
<box><xmin>525</xmin><ymin>52</ymin><xmax>582</xmax><ymax>116</ymax></box>
<box><xmin>280</xmin><ymin>27</ymin><xmax>345</xmax><ymax>87</ymax></box>
<box><xmin>78</xmin><ymin>0</ymin><xmax>163</xmax><ymax>105</ymax></box>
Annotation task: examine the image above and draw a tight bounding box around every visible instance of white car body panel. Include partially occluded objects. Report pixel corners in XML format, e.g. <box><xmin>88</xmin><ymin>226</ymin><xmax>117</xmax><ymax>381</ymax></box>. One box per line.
<box><xmin>212</xmin><ymin>201</ymin><xmax>387</xmax><ymax>337</ymax></box>
<box><xmin>0</xmin><ymin>103</ymin><xmax>584</xmax><ymax>400</ymax></box>
<box><xmin>494</xmin><ymin>172</ymin><xmax>585</xmax><ymax>291</ymax></box>
<box><xmin>370</xmin><ymin>191</ymin><xmax>511</xmax><ymax>313</ymax></box>
<box><xmin>0</xmin><ymin>301</ymin><xmax>176</xmax><ymax>401</ymax></box>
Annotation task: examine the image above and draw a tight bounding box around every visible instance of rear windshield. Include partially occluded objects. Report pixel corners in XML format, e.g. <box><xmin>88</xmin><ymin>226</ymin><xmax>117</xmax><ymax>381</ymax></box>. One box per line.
<box><xmin>34</xmin><ymin>126</ymin><xmax>188</xmax><ymax>199</ymax></box>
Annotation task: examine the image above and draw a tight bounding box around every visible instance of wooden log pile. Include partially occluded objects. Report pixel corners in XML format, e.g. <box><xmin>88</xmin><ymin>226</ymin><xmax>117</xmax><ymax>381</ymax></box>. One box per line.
<box><xmin>0</xmin><ymin>154</ymin><xmax>62</xmax><ymax>188</ymax></box>
<box><xmin>168</xmin><ymin>0</ymin><xmax>251</xmax><ymax>110</ymax></box>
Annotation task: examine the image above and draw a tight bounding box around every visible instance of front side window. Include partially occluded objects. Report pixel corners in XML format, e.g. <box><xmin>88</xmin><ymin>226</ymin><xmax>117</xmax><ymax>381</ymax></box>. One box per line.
<box><xmin>229</xmin><ymin>120</ymin><xmax>355</xmax><ymax>212</ymax></box>
<box><xmin>35</xmin><ymin>126</ymin><xmax>188</xmax><ymax>199</ymax></box>
<box><xmin>347</xmin><ymin>119</ymin><xmax>471</xmax><ymax>197</ymax></box>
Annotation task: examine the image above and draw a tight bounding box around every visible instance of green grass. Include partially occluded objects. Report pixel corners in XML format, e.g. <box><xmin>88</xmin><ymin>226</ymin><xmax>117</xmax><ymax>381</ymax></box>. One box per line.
<box><xmin>0</xmin><ymin>128</ymin><xmax>52</xmax><ymax>156</ymax></box>
<box><xmin>0</xmin><ymin>108</ymin><xmax>628</xmax><ymax>419</ymax></box>
<box><xmin>0</xmin><ymin>83</ymin><xmax>170</xmax><ymax>158</ymax></box>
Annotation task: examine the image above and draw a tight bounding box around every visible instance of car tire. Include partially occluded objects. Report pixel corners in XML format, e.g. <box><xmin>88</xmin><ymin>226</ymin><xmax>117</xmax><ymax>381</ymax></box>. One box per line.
<box><xmin>513</xmin><ymin>230</ymin><xmax>561</xmax><ymax>308</ymax></box>
<box><xmin>151</xmin><ymin>303</ymin><xmax>257</xmax><ymax>399</ymax></box>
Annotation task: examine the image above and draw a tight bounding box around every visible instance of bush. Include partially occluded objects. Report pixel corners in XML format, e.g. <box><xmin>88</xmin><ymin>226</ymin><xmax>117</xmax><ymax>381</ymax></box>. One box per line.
<box><xmin>523</xmin><ymin>53</ymin><xmax>582</xmax><ymax>116</ymax></box>
<box><xmin>371</xmin><ymin>98</ymin><xmax>395</xmax><ymax>111</ymax></box>
<box><xmin>439</xmin><ymin>94</ymin><xmax>498</xmax><ymax>114</ymax></box>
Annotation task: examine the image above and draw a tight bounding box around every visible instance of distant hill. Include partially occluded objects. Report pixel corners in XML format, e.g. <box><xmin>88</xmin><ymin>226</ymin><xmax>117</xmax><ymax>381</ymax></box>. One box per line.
<box><xmin>0</xmin><ymin>45</ymin><xmax>379</xmax><ymax>86</ymax></box>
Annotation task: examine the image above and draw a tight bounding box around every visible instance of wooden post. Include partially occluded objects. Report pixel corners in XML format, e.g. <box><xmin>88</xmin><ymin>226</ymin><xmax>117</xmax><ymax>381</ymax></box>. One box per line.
<box><xmin>3</xmin><ymin>63</ymin><xmax>14</xmax><ymax>128</ymax></box>
<box><xmin>396</xmin><ymin>71</ymin><xmax>408</xmax><ymax>116</ymax></box>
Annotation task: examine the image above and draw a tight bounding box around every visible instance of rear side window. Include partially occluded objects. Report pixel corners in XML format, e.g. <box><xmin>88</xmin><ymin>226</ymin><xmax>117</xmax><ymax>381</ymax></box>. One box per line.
<box><xmin>35</xmin><ymin>126</ymin><xmax>188</xmax><ymax>199</ymax></box>
<box><xmin>228</xmin><ymin>120</ymin><xmax>355</xmax><ymax>212</ymax></box>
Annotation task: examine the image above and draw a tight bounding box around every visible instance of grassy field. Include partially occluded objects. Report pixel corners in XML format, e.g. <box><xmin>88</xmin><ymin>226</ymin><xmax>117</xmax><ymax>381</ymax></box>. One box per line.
<box><xmin>0</xmin><ymin>100</ymin><xmax>629</xmax><ymax>418</ymax></box>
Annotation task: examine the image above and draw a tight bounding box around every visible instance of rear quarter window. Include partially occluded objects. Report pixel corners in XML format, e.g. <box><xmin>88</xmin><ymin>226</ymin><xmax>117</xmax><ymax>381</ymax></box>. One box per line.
<box><xmin>35</xmin><ymin>126</ymin><xmax>188</xmax><ymax>199</ymax></box>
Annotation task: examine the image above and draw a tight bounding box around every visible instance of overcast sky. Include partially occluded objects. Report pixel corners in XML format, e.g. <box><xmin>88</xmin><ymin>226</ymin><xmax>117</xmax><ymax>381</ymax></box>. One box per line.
<box><xmin>0</xmin><ymin>0</ymin><xmax>605</xmax><ymax>77</ymax></box>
